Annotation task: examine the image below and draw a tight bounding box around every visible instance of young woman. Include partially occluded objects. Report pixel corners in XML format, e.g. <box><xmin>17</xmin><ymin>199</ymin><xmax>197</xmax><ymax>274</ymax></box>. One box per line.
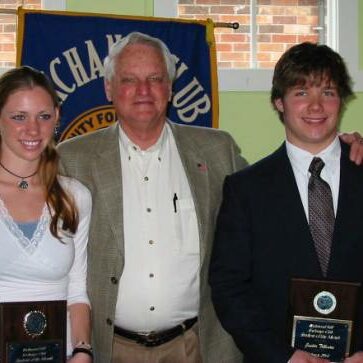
<box><xmin>0</xmin><ymin>66</ymin><xmax>92</xmax><ymax>362</ymax></box>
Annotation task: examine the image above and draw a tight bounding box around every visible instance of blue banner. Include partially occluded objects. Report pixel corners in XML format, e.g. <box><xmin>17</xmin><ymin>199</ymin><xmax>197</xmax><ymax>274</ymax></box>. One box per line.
<box><xmin>17</xmin><ymin>9</ymin><xmax>218</xmax><ymax>141</ymax></box>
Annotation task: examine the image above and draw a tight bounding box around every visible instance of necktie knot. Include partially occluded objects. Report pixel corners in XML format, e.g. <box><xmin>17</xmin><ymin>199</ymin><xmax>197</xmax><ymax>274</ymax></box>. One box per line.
<box><xmin>309</xmin><ymin>157</ymin><xmax>325</xmax><ymax>177</ymax></box>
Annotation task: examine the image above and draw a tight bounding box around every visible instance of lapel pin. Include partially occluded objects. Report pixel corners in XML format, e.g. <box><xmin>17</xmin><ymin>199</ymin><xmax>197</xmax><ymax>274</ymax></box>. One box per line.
<box><xmin>197</xmin><ymin>163</ymin><xmax>208</xmax><ymax>172</ymax></box>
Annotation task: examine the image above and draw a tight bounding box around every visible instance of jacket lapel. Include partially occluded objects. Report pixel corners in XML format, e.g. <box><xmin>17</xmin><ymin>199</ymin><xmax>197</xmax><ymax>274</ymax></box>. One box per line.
<box><xmin>91</xmin><ymin>124</ymin><xmax>124</xmax><ymax>253</ymax></box>
<box><xmin>270</xmin><ymin>144</ymin><xmax>322</xmax><ymax>276</ymax></box>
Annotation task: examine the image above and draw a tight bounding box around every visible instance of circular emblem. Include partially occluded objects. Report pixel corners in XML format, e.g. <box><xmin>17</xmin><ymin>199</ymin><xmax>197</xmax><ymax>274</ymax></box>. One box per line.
<box><xmin>23</xmin><ymin>310</ymin><xmax>47</xmax><ymax>337</ymax></box>
<box><xmin>313</xmin><ymin>290</ymin><xmax>337</xmax><ymax>315</ymax></box>
<box><xmin>59</xmin><ymin>105</ymin><xmax>117</xmax><ymax>141</ymax></box>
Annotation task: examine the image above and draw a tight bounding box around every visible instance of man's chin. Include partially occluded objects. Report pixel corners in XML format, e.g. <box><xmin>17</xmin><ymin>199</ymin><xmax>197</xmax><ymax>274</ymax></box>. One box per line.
<box><xmin>127</xmin><ymin>115</ymin><xmax>165</xmax><ymax>127</ymax></box>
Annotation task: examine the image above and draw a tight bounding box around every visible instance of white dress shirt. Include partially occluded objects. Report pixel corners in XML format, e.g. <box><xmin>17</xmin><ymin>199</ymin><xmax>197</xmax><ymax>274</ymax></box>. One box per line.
<box><xmin>114</xmin><ymin>122</ymin><xmax>200</xmax><ymax>332</ymax></box>
<box><xmin>286</xmin><ymin>137</ymin><xmax>341</xmax><ymax>220</ymax></box>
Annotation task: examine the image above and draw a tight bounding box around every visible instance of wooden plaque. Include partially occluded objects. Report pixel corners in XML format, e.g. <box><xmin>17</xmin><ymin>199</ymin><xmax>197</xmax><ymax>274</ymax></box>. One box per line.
<box><xmin>0</xmin><ymin>300</ymin><xmax>66</xmax><ymax>363</ymax></box>
<box><xmin>289</xmin><ymin>278</ymin><xmax>360</xmax><ymax>362</ymax></box>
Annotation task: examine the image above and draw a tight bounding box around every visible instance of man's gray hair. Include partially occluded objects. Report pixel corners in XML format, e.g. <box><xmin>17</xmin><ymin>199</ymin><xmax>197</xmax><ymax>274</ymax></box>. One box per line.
<box><xmin>104</xmin><ymin>32</ymin><xmax>176</xmax><ymax>82</ymax></box>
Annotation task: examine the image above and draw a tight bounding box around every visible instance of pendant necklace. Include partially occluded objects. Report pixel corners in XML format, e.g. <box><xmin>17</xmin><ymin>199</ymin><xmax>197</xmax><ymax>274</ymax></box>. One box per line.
<box><xmin>0</xmin><ymin>161</ymin><xmax>38</xmax><ymax>190</ymax></box>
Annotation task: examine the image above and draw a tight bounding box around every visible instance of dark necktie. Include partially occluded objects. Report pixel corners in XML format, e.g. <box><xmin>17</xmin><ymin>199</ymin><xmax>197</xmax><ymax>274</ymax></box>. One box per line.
<box><xmin>308</xmin><ymin>157</ymin><xmax>335</xmax><ymax>276</ymax></box>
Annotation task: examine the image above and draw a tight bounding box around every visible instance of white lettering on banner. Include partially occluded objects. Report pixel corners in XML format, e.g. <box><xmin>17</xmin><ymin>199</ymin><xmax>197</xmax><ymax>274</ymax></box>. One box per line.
<box><xmin>177</xmin><ymin>94</ymin><xmax>210</xmax><ymax>122</ymax></box>
<box><xmin>63</xmin><ymin>47</ymin><xmax>91</xmax><ymax>87</ymax></box>
<box><xmin>85</xmin><ymin>40</ymin><xmax>105</xmax><ymax>80</ymax></box>
<box><xmin>49</xmin><ymin>57</ymin><xmax>76</xmax><ymax>102</ymax></box>
<box><xmin>48</xmin><ymin>35</ymin><xmax>120</xmax><ymax>102</ymax></box>
<box><xmin>174</xmin><ymin>55</ymin><xmax>188</xmax><ymax>79</ymax></box>
<box><xmin>172</xmin><ymin>77</ymin><xmax>211</xmax><ymax>123</ymax></box>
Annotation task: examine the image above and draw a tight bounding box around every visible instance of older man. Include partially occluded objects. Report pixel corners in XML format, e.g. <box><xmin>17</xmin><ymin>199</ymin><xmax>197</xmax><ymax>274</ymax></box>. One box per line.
<box><xmin>58</xmin><ymin>31</ymin><xmax>246</xmax><ymax>363</ymax></box>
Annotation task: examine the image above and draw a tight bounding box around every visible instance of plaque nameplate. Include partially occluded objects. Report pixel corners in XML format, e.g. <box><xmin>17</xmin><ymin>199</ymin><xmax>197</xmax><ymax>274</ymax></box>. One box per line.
<box><xmin>0</xmin><ymin>301</ymin><xmax>66</xmax><ymax>363</ymax></box>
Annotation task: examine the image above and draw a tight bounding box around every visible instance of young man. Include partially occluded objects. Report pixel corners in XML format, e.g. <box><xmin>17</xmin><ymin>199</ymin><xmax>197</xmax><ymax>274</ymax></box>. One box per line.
<box><xmin>209</xmin><ymin>42</ymin><xmax>363</xmax><ymax>363</ymax></box>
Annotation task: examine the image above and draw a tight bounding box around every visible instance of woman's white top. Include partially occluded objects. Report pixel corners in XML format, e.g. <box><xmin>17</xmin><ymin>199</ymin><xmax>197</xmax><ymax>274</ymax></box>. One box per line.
<box><xmin>0</xmin><ymin>176</ymin><xmax>92</xmax><ymax>355</ymax></box>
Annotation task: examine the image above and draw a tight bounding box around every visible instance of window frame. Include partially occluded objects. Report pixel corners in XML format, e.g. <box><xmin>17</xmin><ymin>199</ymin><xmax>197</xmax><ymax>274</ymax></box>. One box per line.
<box><xmin>154</xmin><ymin>0</ymin><xmax>363</xmax><ymax>91</ymax></box>
<box><xmin>0</xmin><ymin>1</ymin><xmax>63</xmax><ymax>74</ymax></box>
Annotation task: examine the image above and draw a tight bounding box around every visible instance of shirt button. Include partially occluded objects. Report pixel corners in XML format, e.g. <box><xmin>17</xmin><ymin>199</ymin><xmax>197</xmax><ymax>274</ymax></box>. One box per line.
<box><xmin>150</xmin><ymin>306</ymin><xmax>155</xmax><ymax>311</ymax></box>
<box><xmin>111</xmin><ymin>277</ymin><xmax>118</xmax><ymax>284</ymax></box>
<box><xmin>106</xmin><ymin>318</ymin><xmax>113</xmax><ymax>325</ymax></box>
<box><xmin>149</xmin><ymin>240</ymin><xmax>154</xmax><ymax>245</ymax></box>
<box><xmin>144</xmin><ymin>176</ymin><xmax>149</xmax><ymax>181</ymax></box>
<box><xmin>149</xmin><ymin>273</ymin><xmax>154</xmax><ymax>278</ymax></box>
<box><xmin>146</xmin><ymin>208</ymin><xmax>152</xmax><ymax>213</ymax></box>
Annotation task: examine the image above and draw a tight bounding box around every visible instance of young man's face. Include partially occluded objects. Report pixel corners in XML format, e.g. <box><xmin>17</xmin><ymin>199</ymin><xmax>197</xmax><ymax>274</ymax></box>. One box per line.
<box><xmin>274</xmin><ymin>78</ymin><xmax>341</xmax><ymax>154</ymax></box>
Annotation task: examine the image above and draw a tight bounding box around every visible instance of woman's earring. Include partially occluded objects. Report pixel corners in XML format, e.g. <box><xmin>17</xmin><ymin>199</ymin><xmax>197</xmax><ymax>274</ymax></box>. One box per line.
<box><xmin>54</xmin><ymin>124</ymin><xmax>60</xmax><ymax>140</ymax></box>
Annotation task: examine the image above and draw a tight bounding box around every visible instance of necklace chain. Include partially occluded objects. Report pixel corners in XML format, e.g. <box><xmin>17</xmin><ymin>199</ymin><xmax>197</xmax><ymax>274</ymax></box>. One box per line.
<box><xmin>0</xmin><ymin>161</ymin><xmax>38</xmax><ymax>190</ymax></box>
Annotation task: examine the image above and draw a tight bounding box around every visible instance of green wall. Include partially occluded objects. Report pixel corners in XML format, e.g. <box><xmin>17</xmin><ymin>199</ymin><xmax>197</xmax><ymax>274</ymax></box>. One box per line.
<box><xmin>66</xmin><ymin>0</ymin><xmax>363</xmax><ymax>164</ymax></box>
<box><xmin>66</xmin><ymin>0</ymin><xmax>153</xmax><ymax>16</ymax></box>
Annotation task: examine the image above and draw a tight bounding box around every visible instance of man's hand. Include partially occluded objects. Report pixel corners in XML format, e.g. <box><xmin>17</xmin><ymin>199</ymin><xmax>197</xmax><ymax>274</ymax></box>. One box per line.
<box><xmin>344</xmin><ymin>351</ymin><xmax>363</xmax><ymax>363</ymax></box>
<box><xmin>339</xmin><ymin>132</ymin><xmax>363</xmax><ymax>165</ymax></box>
<box><xmin>290</xmin><ymin>350</ymin><xmax>330</xmax><ymax>363</ymax></box>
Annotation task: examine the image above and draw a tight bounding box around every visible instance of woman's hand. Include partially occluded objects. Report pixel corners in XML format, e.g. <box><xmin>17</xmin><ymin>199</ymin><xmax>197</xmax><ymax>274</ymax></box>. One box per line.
<box><xmin>67</xmin><ymin>352</ymin><xmax>93</xmax><ymax>363</ymax></box>
<box><xmin>344</xmin><ymin>351</ymin><xmax>363</xmax><ymax>363</ymax></box>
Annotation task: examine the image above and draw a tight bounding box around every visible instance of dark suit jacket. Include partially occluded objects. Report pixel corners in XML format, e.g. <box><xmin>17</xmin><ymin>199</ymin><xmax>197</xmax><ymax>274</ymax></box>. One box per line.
<box><xmin>58</xmin><ymin>121</ymin><xmax>247</xmax><ymax>363</ymax></box>
<box><xmin>209</xmin><ymin>141</ymin><xmax>363</xmax><ymax>363</ymax></box>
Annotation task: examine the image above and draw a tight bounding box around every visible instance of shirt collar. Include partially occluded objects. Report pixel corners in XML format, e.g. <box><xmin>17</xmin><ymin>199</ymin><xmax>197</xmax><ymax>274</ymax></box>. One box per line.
<box><xmin>118</xmin><ymin>122</ymin><xmax>170</xmax><ymax>161</ymax></box>
<box><xmin>286</xmin><ymin>136</ymin><xmax>341</xmax><ymax>176</ymax></box>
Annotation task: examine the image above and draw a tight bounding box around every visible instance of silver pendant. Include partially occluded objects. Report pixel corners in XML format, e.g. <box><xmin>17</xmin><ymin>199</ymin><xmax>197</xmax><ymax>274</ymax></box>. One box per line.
<box><xmin>18</xmin><ymin>180</ymin><xmax>29</xmax><ymax>190</ymax></box>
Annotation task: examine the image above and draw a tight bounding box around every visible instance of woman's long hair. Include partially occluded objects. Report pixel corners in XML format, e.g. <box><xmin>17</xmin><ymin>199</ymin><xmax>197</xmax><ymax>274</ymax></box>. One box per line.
<box><xmin>0</xmin><ymin>66</ymin><xmax>78</xmax><ymax>238</ymax></box>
